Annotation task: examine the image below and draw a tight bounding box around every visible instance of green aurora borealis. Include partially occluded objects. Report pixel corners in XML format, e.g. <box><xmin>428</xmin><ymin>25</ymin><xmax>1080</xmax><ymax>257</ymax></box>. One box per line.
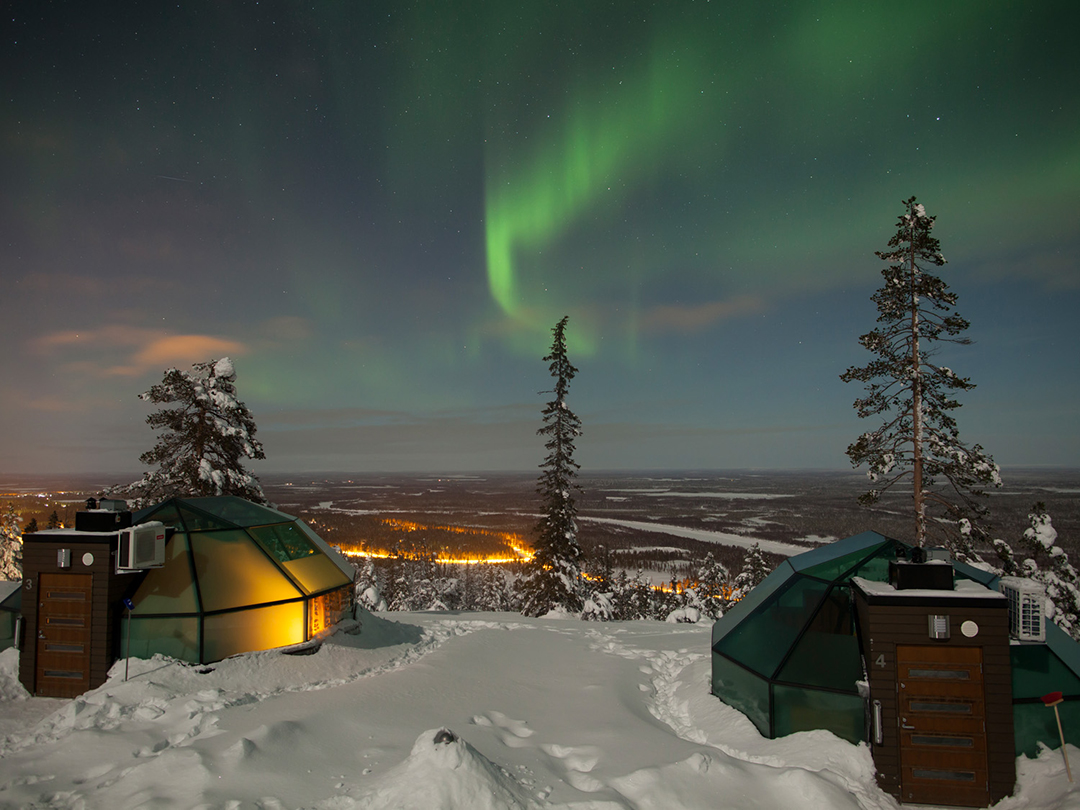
<box><xmin>2</xmin><ymin>0</ymin><xmax>1077</xmax><ymax>473</ymax></box>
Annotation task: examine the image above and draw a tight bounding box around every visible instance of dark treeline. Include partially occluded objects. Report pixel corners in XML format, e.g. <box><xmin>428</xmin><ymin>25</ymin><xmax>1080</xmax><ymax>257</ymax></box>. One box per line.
<box><xmin>349</xmin><ymin>540</ymin><xmax>773</xmax><ymax>623</ymax></box>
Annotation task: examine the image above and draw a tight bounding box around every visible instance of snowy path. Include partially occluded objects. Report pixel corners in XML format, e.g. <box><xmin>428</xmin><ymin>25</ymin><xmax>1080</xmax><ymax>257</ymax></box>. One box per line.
<box><xmin>0</xmin><ymin>613</ymin><xmax>1076</xmax><ymax>809</ymax></box>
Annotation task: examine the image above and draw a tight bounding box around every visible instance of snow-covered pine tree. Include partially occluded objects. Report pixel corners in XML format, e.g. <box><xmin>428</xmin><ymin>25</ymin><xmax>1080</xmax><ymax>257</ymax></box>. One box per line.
<box><xmin>354</xmin><ymin>556</ymin><xmax>387</xmax><ymax>612</ymax></box>
<box><xmin>841</xmin><ymin>197</ymin><xmax>1000</xmax><ymax>554</ymax></box>
<box><xmin>609</xmin><ymin>570</ymin><xmax>654</xmax><ymax>621</ymax></box>
<box><xmin>517</xmin><ymin>316</ymin><xmax>585</xmax><ymax>617</ymax></box>
<box><xmin>46</xmin><ymin>511</ymin><xmax>60</xmax><ymax>530</ymax></box>
<box><xmin>383</xmin><ymin>544</ymin><xmax>408</xmax><ymax>610</ymax></box>
<box><xmin>694</xmin><ymin>552</ymin><xmax>730</xmax><ymax>620</ymax></box>
<box><xmin>0</xmin><ymin>503</ymin><xmax>23</xmax><ymax>580</ymax></box>
<box><xmin>580</xmin><ymin>544</ymin><xmax>616</xmax><ymax>621</ymax></box>
<box><xmin>119</xmin><ymin>358</ymin><xmax>267</xmax><ymax>507</ymax></box>
<box><xmin>476</xmin><ymin>563</ymin><xmax>514</xmax><ymax>612</ymax></box>
<box><xmin>729</xmin><ymin>543</ymin><xmax>770</xmax><ymax>604</ymax></box>
<box><xmin>1015</xmin><ymin>503</ymin><xmax>1080</xmax><ymax>639</ymax></box>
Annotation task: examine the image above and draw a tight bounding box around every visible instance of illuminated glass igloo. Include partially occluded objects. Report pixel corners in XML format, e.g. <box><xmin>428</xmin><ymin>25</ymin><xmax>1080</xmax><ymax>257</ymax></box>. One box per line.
<box><xmin>124</xmin><ymin>496</ymin><xmax>355</xmax><ymax>663</ymax></box>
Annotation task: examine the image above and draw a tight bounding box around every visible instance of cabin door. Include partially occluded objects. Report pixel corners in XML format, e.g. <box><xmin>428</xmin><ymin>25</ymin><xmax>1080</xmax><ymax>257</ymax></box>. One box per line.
<box><xmin>35</xmin><ymin>573</ymin><xmax>92</xmax><ymax>698</ymax></box>
<box><xmin>897</xmin><ymin>645</ymin><xmax>989</xmax><ymax>807</ymax></box>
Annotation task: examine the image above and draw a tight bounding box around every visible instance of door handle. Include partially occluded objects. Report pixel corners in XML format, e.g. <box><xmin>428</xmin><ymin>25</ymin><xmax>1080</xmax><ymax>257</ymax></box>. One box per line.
<box><xmin>901</xmin><ymin>723</ymin><xmax>915</xmax><ymax>729</ymax></box>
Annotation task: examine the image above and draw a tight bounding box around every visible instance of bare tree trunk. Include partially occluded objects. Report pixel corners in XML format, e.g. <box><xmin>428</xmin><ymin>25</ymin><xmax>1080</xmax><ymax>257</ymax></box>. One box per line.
<box><xmin>908</xmin><ymin>215</ymin><xmax>925</xmax><ymax>546</ymax></box>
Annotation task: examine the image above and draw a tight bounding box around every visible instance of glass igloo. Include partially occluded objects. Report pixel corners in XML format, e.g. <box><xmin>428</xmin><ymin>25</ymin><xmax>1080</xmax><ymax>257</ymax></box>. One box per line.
<box><xmin>124</xmin><ymin>496</ymin><xmax>355</xmax><ymax>663</ymax></box>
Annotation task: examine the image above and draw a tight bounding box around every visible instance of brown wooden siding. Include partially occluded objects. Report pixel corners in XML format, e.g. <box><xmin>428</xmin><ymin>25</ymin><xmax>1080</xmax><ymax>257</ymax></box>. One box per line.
<box><xmin>854</xmin><ymin>586</ymin><xmax>1015</xmax><ymax>806</ymax></box>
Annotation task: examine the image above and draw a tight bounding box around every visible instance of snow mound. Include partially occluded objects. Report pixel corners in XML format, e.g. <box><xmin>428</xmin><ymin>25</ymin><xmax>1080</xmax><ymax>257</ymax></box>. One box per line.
<box><xmin>335</xmin><ymin>728</ymin><xmax>540</xmax><ymax>810</ymax></box>
<box><xmin>0</xmin><ymin>648</ymin><xmax>29</xmax><ymax>702</ymax></box>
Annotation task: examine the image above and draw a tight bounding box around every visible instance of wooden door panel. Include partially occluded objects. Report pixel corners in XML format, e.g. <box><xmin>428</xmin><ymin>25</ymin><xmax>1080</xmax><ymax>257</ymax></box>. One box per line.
<box><xmin>897</xmin><ymin>645</ymin><xmax>989</xmax><ymax>808</ymax></box>
<box><xmin>36</xmin><ymin>573</ymin><xmax>92</xmax><ymax>698</ymax></box>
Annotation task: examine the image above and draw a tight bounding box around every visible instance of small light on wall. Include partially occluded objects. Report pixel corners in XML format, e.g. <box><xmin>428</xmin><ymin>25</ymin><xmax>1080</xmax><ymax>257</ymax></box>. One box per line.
<box><xmin>928</xmin><ymin>614</ymin><xmax>950</xmax><ymax>639</ymax></box>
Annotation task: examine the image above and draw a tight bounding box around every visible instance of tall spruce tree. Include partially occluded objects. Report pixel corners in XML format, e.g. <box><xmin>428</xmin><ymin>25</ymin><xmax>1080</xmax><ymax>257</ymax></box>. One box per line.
<box><xmin>841</xmin><ymin>197</ymin><xmax>999</xmax><ymax>554</ymax></box>
<box><xmin>118</xmin><ymin>357</ymin><xmax>267</xmax><ymax>507</ymax></box>
<box><xmin>518</xmin><ymin>316</ymin><xmax>584</xmax><ymax>616</ymax></box>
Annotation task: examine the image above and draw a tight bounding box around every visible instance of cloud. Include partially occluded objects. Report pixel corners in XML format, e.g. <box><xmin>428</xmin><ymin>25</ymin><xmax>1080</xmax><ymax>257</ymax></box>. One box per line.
<box><xmin>639</xmin><ymin>295</ymin><xmax>766</xmax><ymax>334</ymax></box>
<box><xmin>32</xmin><ymin>325</ymin><xmax>247</xmax><ymax>377</ymax></box>
<box><xmin>121</xmin><ymin>335</ymin><xmax>247</xmax><ymax>375</ymax></box>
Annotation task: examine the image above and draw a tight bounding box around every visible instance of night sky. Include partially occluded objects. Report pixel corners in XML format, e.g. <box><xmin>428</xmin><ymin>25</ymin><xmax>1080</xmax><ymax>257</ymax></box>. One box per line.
<box><xmin>3</xmin><ymin>1</ymin><xmax>1078</xmax><ymax>475</ymax></box>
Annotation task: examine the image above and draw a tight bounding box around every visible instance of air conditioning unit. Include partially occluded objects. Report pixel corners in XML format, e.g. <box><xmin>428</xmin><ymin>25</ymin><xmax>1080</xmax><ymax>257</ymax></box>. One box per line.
<box><xmin>117</xmin><ymin>521</ymin><xmax>167</xmax><ymax>571</ymax></box>
<box><xmin>999</xmin><ymin>577</ymin><xmax>1046</xmax><ymax>642</ymax></box>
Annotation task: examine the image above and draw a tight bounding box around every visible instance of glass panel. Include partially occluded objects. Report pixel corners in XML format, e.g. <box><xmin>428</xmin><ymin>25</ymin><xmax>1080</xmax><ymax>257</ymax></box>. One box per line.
<box><xmin>0</xmin><ymin>587</ymin><xmax>20</xmax><ymax>610</ymax></box>
<box><xmin>912</xmin><ymin>769</ymin><xmax>976</xmax><ymax>782</ymax></box>
<box><xmin>909</xmin><ymin>701</ymin><xmax>972</xmax><ymax>714</ymax></box>
<box><xmin>46</xmin><ymin>617</ymin><xmax>84</xmax><ymax>627</ymax></box>
<box><xmin>185</xmin><ymin>496</ymin><xmax>296</xmax><ymax>527</ymax></box>
<box><xmin>203</xmin><ymin>602</ymin><xmax>306</xmax><ymax>661</ymax></box>
<box><xmin>180</xmin><ymin>503</ymin><xmax>233</xmax><ymax>532</ymax></box>
<box><xmin>45</xmin><ymin>643</ymin><xmax>84</xmax><ymax>653</ymax></box>
<box><xmin>297</xmin><ymin>520</ymin><xmax>331</xmax><ymax>550</ymax></box>
<box><xmin>712</xmin><ymin>653</ymin><xmax>771</xmax><ymax>738</ymax></box>
<box><xmin>911</xmin><ymin>735</ymin><xmax>974</xmax><ymax>747</ymax></box>
<box><xmin>909</xmin><ymin>668</ymin><xmax>970</xmax><ymax>680</ymax></box>
<box><xmin>123</xmin><ymin>616</ymin><xmax>200</xmax><ymax>664</ymax></box>
<box><xmin>1046</xmin><ymin>622</ymin><xmax>1080</xmax><ymax>685</ymax></box>
<box><xmin>191</xmin><ymin>529</ymin><xmax>301</xmax><ymax>611</ymax></box>
<box><xmin>1010</xmin><ymin>642</ymin><xmax>1080</xmax><ymax>699</ymax></box>
<box><xmin>787</xmin><ymin>532</ymin><xmax>889</xmax><ymax>574</ymax></box>
<box><xmin>772</xmin><ymin>684</ymin><xmax>865</xmax><ymax>744</ymax></box>
<box><xmin>249</xmin><ymin>523</ymin><xmax>316</xmax><ymax>563</ymax></box>
<box><xmin>0</xmin><ymin>613</ymin><xmax>15</xmax><ymax>649</ymax></box>
<box><xmin>849</xmin><ymin>547</ymin><xmax>898</xmax><ymax>583</ymax></box>
<box><xmin>712</xmin><ymin>561</ymin><xmax>795</xmax><ymax>646</ymax></box>
<box><xmin>298</xmin><ymin>521</ymin><xmax>352</xmax><ymax>571</ymax></box>
<box><xmin>1014</xmin><ymin>699</ymin><xmax>1080</xmax><ymax>758</ymax></box>
<box><xmin>130</xmin><ymin>532</ymin><xmax>198</xmax><ymax>614</ymax></box>
<box><xmin>716</xmin><ymin>576</ymin><xmax>830</xmax><ymax>679</ymax></box>
<box><xmin>778</xmin><ymin>606</ymin><xmax>861</xmax><ymax>690</ymax></box>
<box><xmin>800</xmin><ymin>547</ymin><xmax>882</xmax><ymax>582</ymax></box>
<box><xmin>284</xmin><ymin>553</ymin><xmax>352</xmax><ymax>595</ymax></box>
<box><xmin>133</xmin><ymin>501</ymin><xmax>183</xmax><ymax>529</ymax></box>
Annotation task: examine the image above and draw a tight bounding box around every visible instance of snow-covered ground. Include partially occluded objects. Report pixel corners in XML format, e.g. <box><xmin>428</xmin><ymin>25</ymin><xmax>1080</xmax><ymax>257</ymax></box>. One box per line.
<box><xmin>578</xmin><ymin>516</ymin><xmax>809</xmax><ymax>557</ymax></box>
<box><xmin>0</xmin><ymin>610</ymin><xmax>1077</xmax><ymax>809</ymax></box>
